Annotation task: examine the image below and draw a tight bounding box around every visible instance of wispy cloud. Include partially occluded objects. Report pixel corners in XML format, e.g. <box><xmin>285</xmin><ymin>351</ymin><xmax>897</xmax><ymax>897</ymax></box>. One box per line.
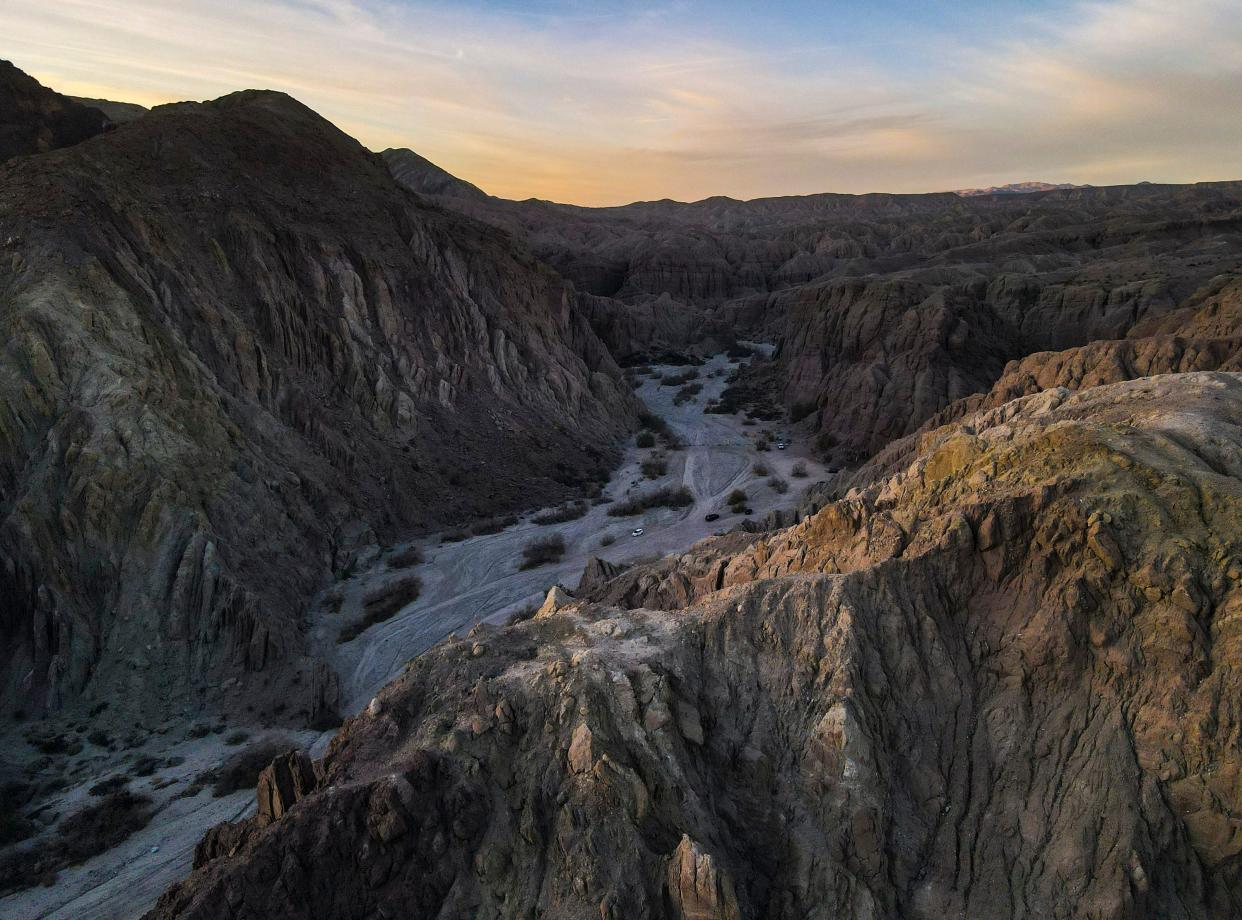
<box><xmin>1</xmin><ymin>0</ymin><xmax>1239</xmax><ymax>204</ymax></box>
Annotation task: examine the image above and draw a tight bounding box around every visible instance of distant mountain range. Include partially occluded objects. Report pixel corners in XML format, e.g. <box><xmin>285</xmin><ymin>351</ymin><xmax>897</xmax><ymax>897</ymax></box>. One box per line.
<box><xmin>954</xmin><ymin>180</ymin><xmax>1088</xmax><ymax>197</ymax></box>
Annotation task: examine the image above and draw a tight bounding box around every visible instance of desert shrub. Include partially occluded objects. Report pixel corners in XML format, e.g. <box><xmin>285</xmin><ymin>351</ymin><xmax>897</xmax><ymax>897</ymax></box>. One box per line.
<box><xmin>637</xmin><ymin>411</ymin><xmax>669</xmax><ymax>434</ymax></box>
<box><xmin>58</xmin><ymin>791</ymin><xmax>153</xmax><ymax>862</ymax></box>
<box><xmin>661</xmin><ymin>369</ymin><xmax>699</xmax><ymax>387</ymax></box>
<box><xmin>727</xmin><ymin>489</ymin><xmax>748</xmax><ymax>506</ymax></box>
<box><xmin>790</xmin><ymin>400</ymin><xmax>818</xmax><ymax>423</ymax></box>
<box><xmin>726</xmin><ymin>343</ymin><xmax>755</xmax><ymax>359</ymax></box>
<box><xmin>673</xmin><ymin>383</ymin><xmax>702</xmax><ymax>405</ymax></box>
<box><xmin>339</xmin><ymin>575</ymin><xmax>422</xmax><ymax>643</ymax></box>
<box><xmin>23</xmin><ymin>730</ymin><xmax>79</xmax><ymax>756</ymax></box>
<box><xmin>635</xmin><ymin>431</ymin><xmax>656</xmax><ymax>448</ymax></box>
<box><xmin>441</xmin><ymin>527</ymin><xmax>470</xmax><ymax>543</ymax></box>
<box><xmin>508</xmin><ymin>605</ymin><xmax>538</xmax><ymax>624</ymax></box>
<box><xmin>0</xmin><ymin>790</ymin><xmax>154</xmax><ymax>894</ymax></box>
<box><xmin>132</xmin><ymin>755</ymin><xmax>162</xmax><ymax>777</ymax></box>
<box><xmin>470</xmin><ymin>515</ymin><xmax>518</xmax><ymax>537</ymax></box>
<box><xmin>533</xmin><ymin>500</ymin><xmax>588</xmax><ymax>525</ymax></box>
<box><xmin>200</xmin><ymin>738</ymin><xmax>295</xmax><ymax>797</ymax></box>
<box><xmin>791</xmin><ymin>461</ymin><xmax>808</xmax><ymax>478</ymax></box>
<box><xmin>521</xmin><ymin>534</ymin><xmax>567</xmax><ymax>569</ymax></box>
<box><xmin>752</xmin><ymin>462</ymin><xmax>769</xmax><ymax>476</ymax></box>
<box><xmin>636</xmin><ymin>411</ymin><xmax>683</xmax><ymax>450</ymax></box>
<box><xmin>86</xmin><ymin>730</ymin><xmax>110</xmax><ymax>748</ymax></box>
<box><xmin>640</xmin><ymin>455</ymin><xmax>669</xmax><ymax>479</ymax></box>
<box><xmin>89</xmin><ymin>775</ymin><xmax>129</xmax><ymax>797</ymax></box>
<box><xmin>607</xmin><ymin>486</ymin><xmax>694</xmax><ymax>517</ymax></box>
<box><xmin>386</xmin><ymin>544</ymin><xmax>423</xmax><ymax>568</ymax></box>
<box><xmin>224</xmin><ymin>730</ymin><xmax>249</xmax><ymax>746</ymax></box>
<box><xmin>815</xmin><ymin>432</ymin><xmax>838</xmax><ymax>453</ymax></box>
<box><xmin>600</xmin><ymin>534</ymin><xmax>615</xmax><ymax>547</ymax></box>
<box><xmin>768</xmin><ymin>476</ymin><xmax>789</xmax><ymax>494</ymax></box>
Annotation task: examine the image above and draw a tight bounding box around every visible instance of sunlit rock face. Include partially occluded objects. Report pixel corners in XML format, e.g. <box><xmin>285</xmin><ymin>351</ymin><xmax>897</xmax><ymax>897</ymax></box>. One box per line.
<box><xmin>152</xmin><ymin>373</ymin><xmax>1242</xmax><ymax>919</ymax></box>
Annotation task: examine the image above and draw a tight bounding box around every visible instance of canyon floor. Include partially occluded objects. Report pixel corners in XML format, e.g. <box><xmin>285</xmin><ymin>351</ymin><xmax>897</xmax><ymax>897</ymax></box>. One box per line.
<box><xmin>0</xmin><ymin>349</ymin><xmax>823</xmax><ymax>920</ymax></box>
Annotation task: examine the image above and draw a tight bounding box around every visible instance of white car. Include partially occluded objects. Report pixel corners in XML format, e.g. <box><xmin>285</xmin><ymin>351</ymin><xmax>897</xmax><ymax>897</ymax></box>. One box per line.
<box><xmin>776</xmin><ymin>442</ymin><xmax>787</xmax><ymax>450</ymax></box>
<box><xmin>631</xmin><ymin>527</ymin><xmax>645</xmax><ymax>537</ymax></box>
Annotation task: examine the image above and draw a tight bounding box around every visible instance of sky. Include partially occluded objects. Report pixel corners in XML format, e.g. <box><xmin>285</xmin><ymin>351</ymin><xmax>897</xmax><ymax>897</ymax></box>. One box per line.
<box><xmin>3</xmin><ymin>0</ymin><xmax>1241</xmax><ymax>205</ymax></box>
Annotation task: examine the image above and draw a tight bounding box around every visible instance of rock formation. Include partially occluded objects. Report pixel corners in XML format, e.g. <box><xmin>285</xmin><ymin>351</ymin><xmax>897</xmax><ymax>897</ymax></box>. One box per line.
<box><xmin>150</xmin><ymin>372</ymin><xmax>1242</xmax><ymax>918</ymax></box>
<box><xmin>0</xmin><ymin>60</ymin><xmax>111</xmax><ymax>162</ymax></box>
<box><xmin>0</xmin><ymin>68</ymin><xmax>637</xmax><ymax>721</ymax></box>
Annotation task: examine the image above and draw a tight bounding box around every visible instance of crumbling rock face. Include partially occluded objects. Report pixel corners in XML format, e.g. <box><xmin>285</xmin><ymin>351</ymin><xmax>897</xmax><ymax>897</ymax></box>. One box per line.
<box><xmin>151</xmin><ymin>373</ymin><xmax>1242</xmax><ymax>918</ymax></box>
<box><xmin>0</xmin><ymin>75</ymin><xmax>637</xmax><ymax>719</ymax></box>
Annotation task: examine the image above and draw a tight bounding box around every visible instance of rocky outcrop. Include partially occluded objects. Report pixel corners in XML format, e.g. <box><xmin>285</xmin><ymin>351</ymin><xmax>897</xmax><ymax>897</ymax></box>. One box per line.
<box><xmin>150</xmin><ymin>372</ymin><xmax>1242</xmax><ymax>919</ymax></box>
<box><xmin>380</xmin><ymin>148</ymin><xmax>487</xmax><ymax>201</ymax></box>
<box><xmin>0</xmin><ymin>59</ymin><xmax>111</xmax><ymax>162</ymax></box>
<box><xmin>68</xmin><ymin>96</ymin><xmax>149</xmax><ymax>124</ymax></box>
<box><xmin>0</xmin><ymin>73</ymin><xmax>638</xmax><ymax>720</ymax></box>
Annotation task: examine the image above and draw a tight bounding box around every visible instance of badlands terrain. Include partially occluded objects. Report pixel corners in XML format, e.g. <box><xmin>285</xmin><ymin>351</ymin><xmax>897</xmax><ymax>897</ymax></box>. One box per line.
<box><xmin>3</xmin><ymin>59</ymin><xmax>1242</xmax><ymax>919</ymax></box>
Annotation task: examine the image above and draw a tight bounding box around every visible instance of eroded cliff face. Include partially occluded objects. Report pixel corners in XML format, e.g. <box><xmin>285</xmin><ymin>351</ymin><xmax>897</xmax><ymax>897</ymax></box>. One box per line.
<box><xmin>388</xmin><ymin>151</ymin><xmax>1242</xmax><ymax>437</ymax></box>
<box><xmin>150</xmin><ymin>372</ymin><xmax>1242</xmax><ymax>919</ymax></box>
<box><xmin>0</xmin><ymin>86</ymin><xmax>637</xmax><ymax>720</ymax></box>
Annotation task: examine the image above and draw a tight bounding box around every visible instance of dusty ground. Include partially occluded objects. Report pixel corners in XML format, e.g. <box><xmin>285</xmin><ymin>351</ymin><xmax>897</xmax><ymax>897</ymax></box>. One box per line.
<box><xmin>0</xmin><ymin>349</ymin><xmax>822</xmax><ymax>920</ymax></box>
<box><xmin>0</xmin><ymin>726</ymin><xmax>319</xmax><ymax>920</ymax></box>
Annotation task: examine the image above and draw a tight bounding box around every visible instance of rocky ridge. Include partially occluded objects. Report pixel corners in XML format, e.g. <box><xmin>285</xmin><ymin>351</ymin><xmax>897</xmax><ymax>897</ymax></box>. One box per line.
<box><xmin>150</xmin><ymin>371</ymin><xmax>1242</xmax><ymax>918</ymax></box>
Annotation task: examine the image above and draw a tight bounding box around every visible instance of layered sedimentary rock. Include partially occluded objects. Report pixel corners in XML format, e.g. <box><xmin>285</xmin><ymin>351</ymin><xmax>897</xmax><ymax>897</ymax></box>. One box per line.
<box><xmin>151</xmin><ymin>372</ymin><xmax>1242</xmax><ymax>919</ymax></box>
<box><xmin>388</xmin><ymin>150</ymin><xmax>1242</xmax><ymax>428</ymax></box>
<box><xmin>0</xmin><ymin>79</ymin><xmax>637</xmax><ymax>720</ymax></box>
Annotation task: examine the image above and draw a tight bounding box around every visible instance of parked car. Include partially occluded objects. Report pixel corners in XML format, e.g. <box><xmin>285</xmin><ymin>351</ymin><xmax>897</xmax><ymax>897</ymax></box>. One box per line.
<box><xmin>631</xmin><ymin>527</ymin><xmax>645</xmax><ymax>537</ymax></box>
<box><xmin>704</xmin><ymin>513</ymin><xmax>719</xmax><ymax>522</ymax></box>
<box><xmin>776</xmin><ymin>442</ymin><xmax>787</xmax><ymax>450</ymax></box>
